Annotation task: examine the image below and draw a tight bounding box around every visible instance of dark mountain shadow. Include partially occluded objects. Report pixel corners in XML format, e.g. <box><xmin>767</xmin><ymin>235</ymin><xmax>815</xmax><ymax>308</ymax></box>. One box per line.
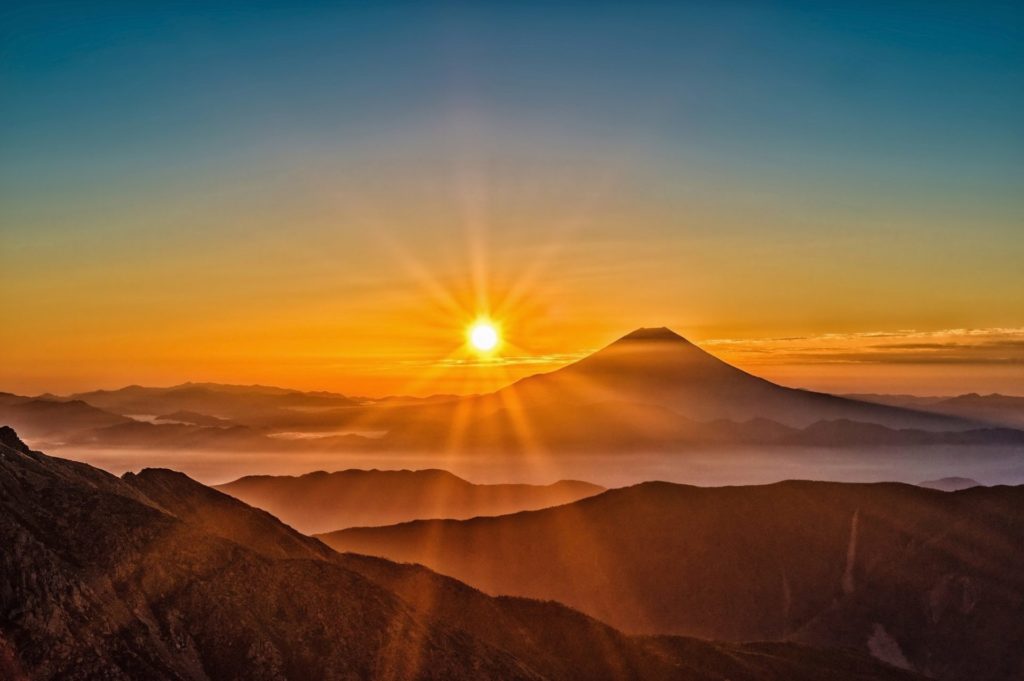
<box><xmin>1</xmin><ymin>426</ymin><xmax>921</xmax><ymax>681</ymax></box>
<box><xmin>216</xmin><ymin>469</ymin><xmax>603</xmax><ymax>533</ymax></box>
<box><xmin>320</xmin><ymin>477</ymin><xmax>1024</xmax><ymax>681</ymax></box>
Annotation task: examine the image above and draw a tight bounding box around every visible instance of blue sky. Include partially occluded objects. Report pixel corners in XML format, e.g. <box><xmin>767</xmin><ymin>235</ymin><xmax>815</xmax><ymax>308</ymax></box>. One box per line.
<box><xmin>3</xmin><ymin>1</ymin><xmax>1021</xmax><ymax>189</ymax></box>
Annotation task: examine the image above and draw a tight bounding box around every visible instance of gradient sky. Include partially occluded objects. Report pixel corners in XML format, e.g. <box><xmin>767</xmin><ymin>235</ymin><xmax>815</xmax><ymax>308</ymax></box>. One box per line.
<box><xmin>2</xmin><ymin>1</ymin><xmax>1023</xmax><ymax>396</ymax></box>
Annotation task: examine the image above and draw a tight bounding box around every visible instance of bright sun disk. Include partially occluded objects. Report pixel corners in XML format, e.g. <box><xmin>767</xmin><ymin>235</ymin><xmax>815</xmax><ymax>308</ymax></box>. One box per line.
<box><xmin>468</xmin><ymin>321</ymin><xmax>500</xmax><ymax>352</ymax></box>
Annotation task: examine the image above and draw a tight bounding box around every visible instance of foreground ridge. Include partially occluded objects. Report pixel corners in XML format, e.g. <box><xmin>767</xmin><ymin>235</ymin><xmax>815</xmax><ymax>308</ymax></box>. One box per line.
<box><xmin>0</xmin><ymin>426</ymin><xmax>922</xmax><ymax>681</ymax></box>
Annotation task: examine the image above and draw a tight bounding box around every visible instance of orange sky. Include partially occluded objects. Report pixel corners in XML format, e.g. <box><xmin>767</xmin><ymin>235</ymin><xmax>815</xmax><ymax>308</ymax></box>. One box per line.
<box><xmin>3</xmin><ymin>216</ymin><xmax>1023</xmax><ymax>399</ymax></box>
<box><xmin>2</xmin><ymin>6</ymin><xmax>1022</xmax><ymax>398</ymax></box>
<box><xmin>2</xmin><ymin>153</ymin><xmax>1023</xmax><ymax>397</ymax></box>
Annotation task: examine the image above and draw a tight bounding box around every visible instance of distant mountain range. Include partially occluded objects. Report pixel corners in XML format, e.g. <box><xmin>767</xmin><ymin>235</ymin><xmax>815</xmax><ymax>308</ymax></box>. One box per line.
<box><xmin>0</xmin><ymin>393</ymin><xmax>132</xmax><ymax>438</ymax></box>
<box><xmin>216</xmin><ymin>470</ymin><xmax>604</xmax><ymax>533</ymax></box>
<box><xmin>848</xmin><ymin>392</ymin><xmax>1024</xmax><ymax>429</ymax></box>
<box><xmin>70</xmin><ymin>381</ymin><xmax>360</xmax><ymax>415</ymax></box>
<box><xmin>0</xmin><ymin>426</ymin><xmax>921</xmax><ymax>681</ymax></box>
<box><xmin>319</xmin><ymin>478</ymin><xmax>1024</xmax><ymax>681</ymax></box>
<box><xmin>2</xmin><ymin>328</ymin><xmax>1022</xmax><ymax>454</ymax></box>
<box><xmin>918</xmin><ymin>476</ymin><xmax>983</xmax><ymax>491</ymax></box>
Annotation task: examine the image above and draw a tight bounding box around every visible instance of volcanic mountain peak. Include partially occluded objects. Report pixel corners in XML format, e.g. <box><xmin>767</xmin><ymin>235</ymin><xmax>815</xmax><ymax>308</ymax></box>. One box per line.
<box><xmin>588</xmin><ymin>327</ymin><xmax>738</xmax><ymax>369</ymax></box>
<box><xmin>537</xmin><ymin>325</ymin><xmax>766</xmax><ymax>393</ymax></box>
<box><xmin>492</xmin><ymin>326</ymin><xmax>983</xmax><ymax>431</ymax></box>
<box><xmin>615</xmin><ymin>327</ymin><xmax>693</xmax><ymax>344</ymax></box>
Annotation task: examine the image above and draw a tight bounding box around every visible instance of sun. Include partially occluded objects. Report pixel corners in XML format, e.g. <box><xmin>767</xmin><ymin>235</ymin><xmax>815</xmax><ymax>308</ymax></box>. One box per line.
<box><xmin>468</xmin><ymin>320</ymin><xmax>500</xmax><ymax>353</ymax></box>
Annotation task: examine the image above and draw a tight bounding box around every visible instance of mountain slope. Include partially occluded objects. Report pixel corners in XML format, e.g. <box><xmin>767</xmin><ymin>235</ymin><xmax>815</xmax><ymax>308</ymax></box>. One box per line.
<box><xmin>70</xmin><ymin>382</ymin><xmax>359</xmax><ymax>420</ymax></box>
<box><xmin>121</xmin><ymin>463</ymin><xmax>926</xmax><ymax>681</ymax></box>
<box><xmin>1</xmin><ymin>427</ymin><xmax>919</xmax><ymax>681</ymax></box>
<box><xmin>378</xmin><ymin>329</ymin><xmax>989</xmax><ymax>454</ymax></box>
<box><xmin>0</xmin><ymin>396</ymin><xmax>131</xmax><ymax>440</ymax></box>
<box><xmin>849</xmin><ymin>393</ymin><xmax>1024</xmax><ymax>429</ymax></box>
<box><xmin>0</xmin><ymin>428</ymin><xmax>536</xmax><ymax>681</ymax></box>
<box><xmin>216</xmin><ymin>469</ymin><xmax>604</xmax><ymax>533</ymax></box>
<box><xmin>930</xmin><ymin>393</ymin><xmax>1024</xmax><ymax>428</ymax></box>
<box><xmin>320</xmin><ymin>479</ymin><xmax>1024</xmax><ymax>681</ymax></box>
<box><xmin>122</xmin><ymin>468</ymin><xmax>764</xmax><ymax>681</ymax></box>
<box><xmin>13</xmin><ymin>331</ymin><xmax>1007</xmax><ymax>455</ymax></box>
<box><xmin>918</xmin><ymin>477</ymin><xmax>983</xmax><ymax>491</ymax></box>
<box><xmin>492</xmin><ymin>328</ymin><xmax>978</xmax><ymax>430</ymax></box>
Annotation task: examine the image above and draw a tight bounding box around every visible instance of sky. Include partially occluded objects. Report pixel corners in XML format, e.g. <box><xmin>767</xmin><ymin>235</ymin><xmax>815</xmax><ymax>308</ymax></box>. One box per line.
<box><xmin>1</xmin><ymin>1</ymin><xmax>1023</xmax><ymax>397</ymax></box>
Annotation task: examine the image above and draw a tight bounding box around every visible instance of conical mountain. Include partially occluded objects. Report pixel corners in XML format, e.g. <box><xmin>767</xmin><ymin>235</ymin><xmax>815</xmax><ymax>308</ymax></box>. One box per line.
<box><xmin>496</xmin><ymin>327</ymin><xmax>971</xmax><ymax>430</ymax></box>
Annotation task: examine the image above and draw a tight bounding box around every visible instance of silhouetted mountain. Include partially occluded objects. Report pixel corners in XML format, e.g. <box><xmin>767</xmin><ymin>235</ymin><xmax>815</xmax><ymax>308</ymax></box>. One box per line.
<box><xmin>918</xmin><ymin>476</ymin><xmax>982</xmax><ymax>491</ymax></box>
<box><xmin>216</xmin><ymin>469</ymin><xmax>604</xmax><ymax>533</ymax></box>
<box><xmin>933</xmin><ymin>393</ymin><xmax>1024</xmax><ymax>428</ymax></box>
<box><xmin>70</xmin><ymin>382</ymin><xmax>359</xmax><ymax>419</ymax></box>
<box><xmin>61</xmin><ymin>419</ymin><xmax>280</xmax><ymax>449</ymax></box>
<box><xmin>11</xmin><ymin>331</ymin><xmax>1014</xmax><ymax>454</ymax></box>
<box><xmin>0</xmin><ymin>386</ymin><xmax>370</xmax><ymax>451</ymax></box>
<box><xmin>18</xmin><ymin>383</ymin><xmax>382</xmax><ymax>445</ymax></box>
<box><xmin>7</xmin><ymin>382</ymin><xmax>1016</xmax><ymax>455</ymax></box>
<box><xmin>492</xmin><ymin>328</ymin><xmax>977</xmax><ymax>430</ymax></box>
<box><xmin>1</xmin><ymin>429</ymin><xmax>526</xmax><ymax>679</ymax></box>
<box><xmin>0</xmin><ymin>395</ymin><xmax>131</xmax><ymax>441</ymax></box>
<box><xmin>0</xmin><ymin>427</ymin><xmax>920</xmax><ymax>681</ymax></box>
<box><xmin>848</xmin><ymin>392</ymin><xmax>1024</xmax><ymax>429</ymax></box>
<box><xmin>384</xmin><ymin>405</ymin><xmax>1024</xmax><ymax>452</ymax></box>
<box><xmin>320</xmin><ymin>479</ymin><xmax>1024</xmax><ymax>681</ymax></box>
<box><xmin>378</xmin><ymin>329</ymin><xmax>995</xmax><ymax>454</ymax></box>
<box><xmin>775</xmin><ymin>419</ymin><xmax>1024</xmax><ymax>447</ymax></box>
<box><xmin>123</xmin><ymin>467</ymin><xmax>339</xmax><ymax>561</ymax></box>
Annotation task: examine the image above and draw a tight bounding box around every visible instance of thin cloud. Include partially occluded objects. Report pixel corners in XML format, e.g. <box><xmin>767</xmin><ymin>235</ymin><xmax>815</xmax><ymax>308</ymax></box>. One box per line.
<box><xmin>702</xmin><ymin>328</ymin><xmax>1024</xmax><ymax>366</ymax></box>
<box><xmin>425</xmin><ymin>352</ymin><xmax>591</xmax><ymax>369</ymax></box>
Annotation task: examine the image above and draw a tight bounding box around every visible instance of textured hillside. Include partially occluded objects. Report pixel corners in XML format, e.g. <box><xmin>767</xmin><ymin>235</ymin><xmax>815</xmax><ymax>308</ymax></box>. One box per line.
<box><xmin>1</xmin><ymin>427</ymin><xmax>921</xmax><ymax>681</ymax></box>
<box><xmin>321</xmin><ymin>479</ymin><xmax>1024</xmax><ymax>681</ymax></box>
<box><xmin>216</xmin><ymin>469</ymin><xmax>603</xmax><ymax>533</ymax></box>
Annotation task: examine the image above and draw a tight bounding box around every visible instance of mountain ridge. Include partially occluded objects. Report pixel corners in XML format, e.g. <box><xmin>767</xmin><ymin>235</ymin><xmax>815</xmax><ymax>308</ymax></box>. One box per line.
<box><xmin>3</xmin><ymin>328</ymin><xmax>1017</xmax><ymax>457</ymax></box>
<box><xmin>216</xmin><ymin>468</ymin><xmax>605</xmax><ymax>533</ymax></box>
<box><xmin>0</xmin><ymin>426</ymin><xmax>923</xmax><ymax>681</ymax></box>
<box><xmin>318</xmin><ymin>477</ymin><xmax>1024</xmax><ymax>681</ymax></box>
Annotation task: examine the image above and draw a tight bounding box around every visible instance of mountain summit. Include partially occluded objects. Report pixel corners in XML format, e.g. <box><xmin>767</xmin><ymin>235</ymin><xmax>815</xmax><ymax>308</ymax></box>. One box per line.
<box><xmin>382</xmin><ymin>326</ymin><xmax>988</xmax><ymax>452</ymax></box>
<box><xmin>614</xmin><ymin>327</ymin><xmax>693</xmax><ymax>343</ymax></box>
<box><xmin>496</xmin><ymin>327</ymin><xmax>974</xmax><ymax>430</ymax></box>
